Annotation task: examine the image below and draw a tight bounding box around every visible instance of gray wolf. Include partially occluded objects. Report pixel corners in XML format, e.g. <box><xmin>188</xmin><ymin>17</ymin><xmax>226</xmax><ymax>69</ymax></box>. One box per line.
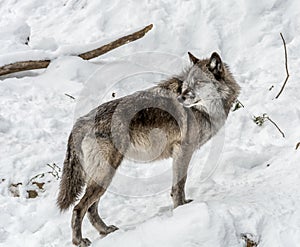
<box><xmin>57</xmin><ymin>52</ymin><xmax>240</xmax><ymax>246</ymax></box>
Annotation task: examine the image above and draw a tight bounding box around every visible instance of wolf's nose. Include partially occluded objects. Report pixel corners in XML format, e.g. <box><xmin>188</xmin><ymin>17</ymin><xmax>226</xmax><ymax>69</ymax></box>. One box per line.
<box><xmin>177</xmin><ymin>95</ymin><xmax>185</xmax><ymax>103</ymax></box>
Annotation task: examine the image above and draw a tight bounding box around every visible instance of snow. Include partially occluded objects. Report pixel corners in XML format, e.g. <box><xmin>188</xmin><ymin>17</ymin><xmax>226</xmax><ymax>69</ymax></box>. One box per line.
<box><xmin>1</xmin><ymin>0</ymin><xmax>300</xmax><ymax>246</ymax></box>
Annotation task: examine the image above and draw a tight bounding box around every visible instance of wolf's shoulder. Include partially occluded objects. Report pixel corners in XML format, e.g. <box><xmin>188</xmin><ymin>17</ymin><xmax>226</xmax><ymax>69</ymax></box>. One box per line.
<box><xmin>156</xmin><ymin>77</ymin><xmax>183</xmax><ymax>96</ymax></box>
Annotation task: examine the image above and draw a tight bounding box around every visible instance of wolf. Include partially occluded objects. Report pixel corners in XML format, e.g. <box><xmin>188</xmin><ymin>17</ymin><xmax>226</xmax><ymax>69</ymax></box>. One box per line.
<box><xmin>57</xmin><ymin>52</ymin><xmax>240</xmax><ymax>246</ymax></box>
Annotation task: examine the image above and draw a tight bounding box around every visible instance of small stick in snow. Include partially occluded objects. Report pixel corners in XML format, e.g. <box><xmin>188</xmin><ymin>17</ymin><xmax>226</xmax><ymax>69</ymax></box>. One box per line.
<box><xmin>265</xmin><ymin>115</ymin><xmax>285</xmax><ymax>138</ymax></box>
<box><xmin>296</xmin><ymin>142</ymin><xmax>300</xmax><ymax>150</ymax></box>
<box><xmin>275</xmin><ymin>33</ymin><xmax>290</xmax><ymax>99</ymax></box>
<box><xmin>236</xmin><ymin>99</ymin><xmax>245</xmax><ymax>108</ymax></box>
<box><xmin>232</xmin><ymin>99</ymin><xmax>244</xmax><ymax>111</ymax></box>
<box><xmin>65</xmin><ymin>93</ymin><xmax>75</xmax><ymax>100</ymax></box>
<box><xmin>0</xmin><ymin>24</ymin><xmax>153</xmax><ymax>77</ymax></box>
<box><xmin>253</xmin><ymin>113</ymin><xmax>285</xmax><ymax>138</ymax></box>
<box><xmin>46</xmin><ymin>163</ymin><xmax>61</xmax><ymax>179</ymax></box>
<box><xmin>29</xmin><ymin>163</ymin><xmax>61</xmax><ymax>183</ymax></box>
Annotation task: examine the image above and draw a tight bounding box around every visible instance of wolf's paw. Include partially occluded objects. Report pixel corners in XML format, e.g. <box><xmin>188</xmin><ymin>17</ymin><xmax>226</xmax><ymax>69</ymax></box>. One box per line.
<box><xmin>173</xmin><ymin>198</ymin><xmax>193</xmax><ymax>208</ymax></box>
<box><xmin>100</xmin><ymin>225</ymin><xmax>119</xmax><ymax>235</ymax></box>
<box><xmin>78</xmin><ymin>238</ymin><xmax>91</xmax><ymax>247</ymax></box>
<box><xmin>184</xmin><ymin>199</ymin><xmax>193</xmax><ymax>204</ymax></box>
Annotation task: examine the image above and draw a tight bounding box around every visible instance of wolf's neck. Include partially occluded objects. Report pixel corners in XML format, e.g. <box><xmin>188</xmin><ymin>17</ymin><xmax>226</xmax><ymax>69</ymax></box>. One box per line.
<box><xmin>202</xmin><ymin>99</ymin><xmax>228</xmax><ymax>132</ymax></box>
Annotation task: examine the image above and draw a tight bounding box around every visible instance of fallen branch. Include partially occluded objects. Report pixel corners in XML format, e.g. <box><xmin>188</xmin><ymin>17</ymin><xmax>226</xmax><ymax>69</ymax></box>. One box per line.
<box><xmin>253</xmin><ymin>113</ymin><xmax>285</xmax><ymax>138</ymax></box>
<box><xmin>0</xmin><ymin>60</ymin><xmax>51</xmax><ymax>77</ymax></box>
<box><xmin>0</xmin><ymin>24</ymin><xmax>153</xmax><ymax>77</ymax></box>
<box><xmin>275</xmin><ymin>33</ymin><xmax>290</xmax><ymax>99</ymax></box>
<box><xmin>79</xmin><ymin>24</ymin><xmax>153</xmax><ymax>60</ymax></box>
<box><xmin>265</xmin><ymin>116</ymin><xmax>285</xmax><ymax>138</ymax></box>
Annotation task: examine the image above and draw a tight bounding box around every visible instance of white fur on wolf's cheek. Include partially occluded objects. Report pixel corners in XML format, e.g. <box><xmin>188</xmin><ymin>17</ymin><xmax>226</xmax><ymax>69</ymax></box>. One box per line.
<box><xmin>182</xmin><ymin>101</ymin><xmax>203</xmax><ymax>108</ymax></box>
<box><xmin>182</xmin><ymin>81</ymin><xmax>188</xmax><ymax>92</ymax></box>
<box><xmin>183</xmin><ymin>98</ymin><xmax>226</xmax><ymax>132</ymax></box>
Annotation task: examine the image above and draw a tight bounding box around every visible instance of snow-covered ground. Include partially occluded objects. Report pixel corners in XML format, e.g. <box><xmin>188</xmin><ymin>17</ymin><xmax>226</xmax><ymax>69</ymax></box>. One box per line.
<box><xmin>1</xmin><ymin>0</ymin><xmax>300</xmax><ymax>246</ymax></box>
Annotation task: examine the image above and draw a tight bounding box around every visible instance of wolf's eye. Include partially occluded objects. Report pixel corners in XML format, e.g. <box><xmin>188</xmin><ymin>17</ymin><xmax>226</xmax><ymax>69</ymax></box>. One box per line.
<box><xmin>197</xmin><ymin>80</ymin><xmax>210</xmax><ymax>85</ymax></box>
<box><xmin>195</xmin><ymin>81</ymin><xmax>205</xmax><ymax>87</ymax></box>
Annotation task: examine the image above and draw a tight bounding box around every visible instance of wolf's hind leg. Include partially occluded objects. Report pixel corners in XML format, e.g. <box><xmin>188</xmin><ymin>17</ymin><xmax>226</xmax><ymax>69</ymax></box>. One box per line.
<box><xmin>72</xmin><ymin>183</ymin><xmax>106</xmax><ymax>247</ymax></box>
<box><xmin>87</xmin><ymin>199</ymin><xmax>118</xmax><ymax>235</ymax></box>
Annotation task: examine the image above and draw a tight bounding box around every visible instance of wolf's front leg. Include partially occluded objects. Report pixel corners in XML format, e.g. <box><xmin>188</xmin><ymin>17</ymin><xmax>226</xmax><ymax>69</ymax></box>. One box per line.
<box><xmin>171</xmin><ymin>147</ymin><xmax>193</xmax><ymax>208</ymax></box>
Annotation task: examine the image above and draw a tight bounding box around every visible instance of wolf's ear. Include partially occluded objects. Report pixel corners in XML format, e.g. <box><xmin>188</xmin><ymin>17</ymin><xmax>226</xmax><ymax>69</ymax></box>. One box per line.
<box><xmin>208</xmin><ymin>52</ymin><xmax>224</xmax><ymax>78</ymax></box>
<box><xmin>188</xmin><ymin>52</ymin><xmax>199</xmax><ymax>64</ymax></box>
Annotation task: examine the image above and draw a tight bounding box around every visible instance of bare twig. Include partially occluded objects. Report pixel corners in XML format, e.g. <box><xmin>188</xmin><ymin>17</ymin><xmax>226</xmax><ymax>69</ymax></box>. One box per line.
<box><xmin>254</xmin><ymin>113</ymin><xmax>285</xmax><ymax>138</ymax></box>
<box><xmin>266</xmin><ymin>116</ymin><xmax>285</xmax><ymax>138</ymax></box>
<box><xmin>0</xmin><ymin>24</ymin><xmax>153</xmax><ymax>77</ymax></box>
<box><xmin>232</xmin><ymin>99</ymin><xmax>245</xmax><ymax>111</ymax></box>
<box><xmin>237</xmin><ymin>99</ymin><xmax>245</xmax><ymax>108</ymax></box>
<box><xmin>296</xmin><ymin>142</ymin><xmax>300</xmax><ymax>150</ymax></box>
<box><xmin>65</xmin><ymin>93</ymin><xmax>75</xmax><ymax>100</ymax></box>
<box><xmin>46</xmin><ymin>163</ymin><xmax>61</xmax><ymax>179</ymax></box>
<box><xmin>29</xmin><ymin>163</ymin><xmax>61</xmax><ymax>182</ymax></box>
<box><xmin>29</xmin><ymin>173</ymin><xmax>45</xmax><ymax>182</ymax></box>
<box><xmin>275</xmin><ymin>33</ymin><xmax>290</xmax><ymax>99</ymax></box>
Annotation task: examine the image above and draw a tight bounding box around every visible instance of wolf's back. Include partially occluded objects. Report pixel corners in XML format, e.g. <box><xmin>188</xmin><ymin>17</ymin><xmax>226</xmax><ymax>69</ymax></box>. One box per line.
<box><xmin>57</xmin><ymin>133</ymin><xmax>85</xmax><ymax>211</ymax></box>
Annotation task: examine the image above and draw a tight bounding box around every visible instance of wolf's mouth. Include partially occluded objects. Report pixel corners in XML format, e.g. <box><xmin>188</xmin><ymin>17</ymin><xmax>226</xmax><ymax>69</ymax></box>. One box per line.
<box><xmin>182</xmin><ymin>100</ymin><xmax>202</xmax><ymax>108</ymax></box>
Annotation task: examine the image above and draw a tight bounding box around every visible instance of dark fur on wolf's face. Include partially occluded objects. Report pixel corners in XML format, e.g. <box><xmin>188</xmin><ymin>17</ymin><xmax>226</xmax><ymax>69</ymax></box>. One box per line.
<box><xmin>178</xmin><ymin>52</ymin><xmax>231</xmax><ymax>111</ymax></box>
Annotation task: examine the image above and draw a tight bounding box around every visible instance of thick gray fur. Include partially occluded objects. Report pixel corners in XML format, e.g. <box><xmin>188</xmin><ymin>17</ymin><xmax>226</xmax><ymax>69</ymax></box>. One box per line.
<box><xmin>57</xmin><ymin>52</ymin><xmax>240</xmax><ymax>246</ymax></box>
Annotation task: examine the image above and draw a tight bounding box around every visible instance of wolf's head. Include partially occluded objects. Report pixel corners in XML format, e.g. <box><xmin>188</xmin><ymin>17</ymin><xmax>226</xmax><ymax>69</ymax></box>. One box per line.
<box><xmin>178</xmin><ymin>52</ymin><xmax>240</xmax><ymax>114</ymax></box>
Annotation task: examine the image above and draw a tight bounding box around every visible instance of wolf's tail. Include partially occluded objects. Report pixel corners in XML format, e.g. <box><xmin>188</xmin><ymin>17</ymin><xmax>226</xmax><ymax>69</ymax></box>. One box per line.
<box><xmin>57</xmin><ymin>134</ymin><xmax>85</xmax><ymax>211</ymax></box>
